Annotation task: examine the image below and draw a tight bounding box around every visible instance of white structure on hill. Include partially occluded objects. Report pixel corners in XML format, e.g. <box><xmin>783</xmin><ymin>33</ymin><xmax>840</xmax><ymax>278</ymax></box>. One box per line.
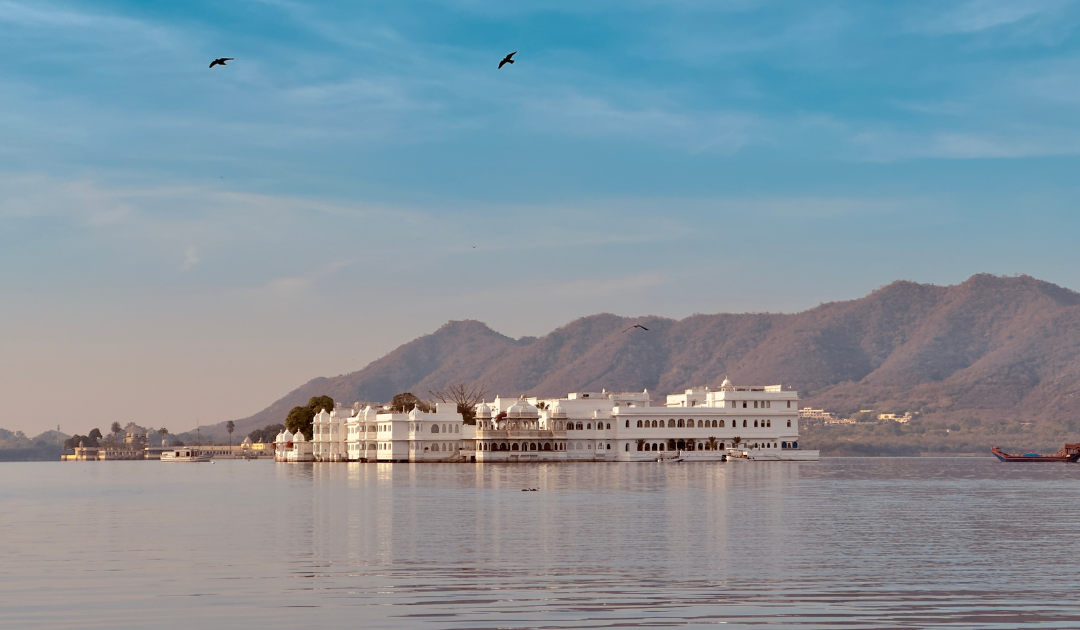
<box><xmin>274</xmin><ymin>378</ymin><xmax>815</xmax><ymax>462</ymax></box>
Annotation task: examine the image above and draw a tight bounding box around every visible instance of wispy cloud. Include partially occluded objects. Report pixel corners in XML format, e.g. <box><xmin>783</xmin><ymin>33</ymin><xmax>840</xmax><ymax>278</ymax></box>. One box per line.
<box><xmin>182</xmin><ymin>247</ymin><xmax>200</xmax><ymax>270</ymax></box>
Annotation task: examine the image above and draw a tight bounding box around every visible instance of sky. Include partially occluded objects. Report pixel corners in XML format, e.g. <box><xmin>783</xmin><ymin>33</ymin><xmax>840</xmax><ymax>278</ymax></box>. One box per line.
<box><xmin>4</xmin><ymin>0</ymin><xmax>1080</xmax><ymax>436</ymax></box>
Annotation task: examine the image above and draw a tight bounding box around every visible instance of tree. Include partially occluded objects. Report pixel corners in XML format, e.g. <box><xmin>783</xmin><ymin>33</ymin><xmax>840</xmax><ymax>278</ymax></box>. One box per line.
<box><xmin>285</xmin><ymin>396</ymin><xmax>335</xmax><ymax>440</ymax></box>
<box><xmin>248</xmin><ymin>424</ymin><xmax>284</xmax><ymax>443</ymax></box>
<box><xmin>705</xmin><ymin>436</ymin><xmax>719</xmax><ymax>451</ymax></box>
<box><xmin>88</xmin><ymin>428</ymin><xmax>102</xmax><ymax>441</ymax></box>
<box><xmin>635</xmin><ymin>438</ymin><xmax>646</xmax><ymax>452</ymax></box>
<box><xmin>429</xmin><ymin>383</ymin><xmax>485</xmax><ymax>424</ymax></box>
<box><xmin>387</xmin><ymin>392</ymin><xmax>432</xmax><ymax>414</ymax></box>
<box><xmin>732</xmin><ymin>436</ymin><xmax>742</xmax><ymax>449</ymax></box>
<box><xmin>110</xmin><ymin>421</ymin><xmax>122</xmax><ymax>438</ymax></box>
<box><xmin>226</xmin><ymin>421</ymin><xmax>235</xmax><ymax>449</ymax></box>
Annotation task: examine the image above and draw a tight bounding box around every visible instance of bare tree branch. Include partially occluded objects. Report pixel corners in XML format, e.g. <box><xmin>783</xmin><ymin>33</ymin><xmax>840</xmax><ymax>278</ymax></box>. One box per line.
<box><xmin>428</xmin><ymin>382</ymin><xmax>486</xmax><ymax>424</ymax></box>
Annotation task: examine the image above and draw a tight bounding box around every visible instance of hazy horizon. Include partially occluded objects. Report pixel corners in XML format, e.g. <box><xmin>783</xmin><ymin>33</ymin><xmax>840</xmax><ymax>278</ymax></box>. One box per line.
<box><xmin>5</xmin><ymin>1</ymin><xmax>1080</xmax><ymax>436</ymax></box>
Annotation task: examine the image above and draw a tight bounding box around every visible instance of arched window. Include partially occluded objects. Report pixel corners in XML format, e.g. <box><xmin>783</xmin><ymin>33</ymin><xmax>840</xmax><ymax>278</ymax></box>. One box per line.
<box><xmin>625</xmin><ymin>443</ymin><xmax>629</xmax><ymax>451</ymax></box>
<box><xmin>586</xmin><ymin>423</ymin><xmax>592</xmax><ymax>430</ymax></box>
<box><xmin>767</xmin><ymin>420</ymin><xmax>771</xmax><ymax>427</ymax></box>
<box><xmin>626</xmin><ymin>420</ymin><xmax>630</xmax><ymax>428</ymax></box>
<box><xmin>754</xmin><ymin>420</ymin><xmax>758</xmax><ymax>428</ymax></box>
<box><xmin>659</xmin><ymin>443</ymin><xmax>665</xmax><ymax>451</ymax></box>
<box><xmin>433</xmin><ymin>443</ymin><xmax>441</xmax><ymax>452</ymax></box>
<box><xmin>577</xmin><ymin>442</ymin><xmax>584</xmax><ymax>450</ymax></box>
<box><xmin>650</xmin><ymin>420</ymin><xmax>657</xmax><ymax>428</ymax></box>
<box><xmin>697</xmin><ymin>420</ymin><xmax>703</xmax><ymax>428</ymax></box>
<box><xmin>717</xmin><ymin>420</ymin><xmax>723</xmax><ymax>428</ymax></box>
<box><xmin>511</xmin><ymin>443</ymin><xmax>519</xmax><ymax>451</ymax></box>
<box><xmin>530</xmin><ymin>442</ymin><xmax>537</xmax><ymax>451</ymax></box>
<box><xmin>742</xmin><ymin>420</ymin><xmax>747</xmax><ymax>427</ymax></box>
<box><xmin>668</xmin><ymin>419</ymin><xmax>676</xmax><ymax>428</ymax></box>
<box><xmin>787</xmin><ymin>420</ymin><xmax>791</xmax><ymax>427</ymax></box>
<box><xmin>677</xmin><ymin>419</ymin><xmax>684</xmax><ymax>428</ymax></box>
<box><xmin>742</xmin><ymin>402</ymin><xmax>747</xmax><ymax>408</ymax></box>
<box><xmin>431</xmin><ymin>425</ymin><xmax>440</xmax><ymax>433</ymax></box>
<box><xmin>576</xmin><ymin>423</ymin><xmax>583</xmax><ymax>430</ymax></box>
<box><xmin>606</xmin><ymin>423</ymin><xmax>611</xmax><ymax>430</ymax></box>
<box><xmin>793</xmin><ymin>441</ymin><xmax>798</xmax><ymax>448</ymax></box>
<box><xmin>544</xmin><ymin>443</ymin><xmax>551</xmax><ymax>451</ymax></box>
<box><xmin>637</xmin><ymin>420</ymin><xmax>643</xmax><ymax>427</ymax></box>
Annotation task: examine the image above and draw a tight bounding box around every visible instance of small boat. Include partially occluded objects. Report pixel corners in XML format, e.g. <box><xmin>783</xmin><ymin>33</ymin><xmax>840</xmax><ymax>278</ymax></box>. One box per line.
<box><xmin>991</xmin><ymin>443</ymin><xmax>1080</xmax><ymax>463</ymax></box>
<box><xmin>161</xmin><ymin>448</ymin><xmax>212</xmax><ymax>462</ymax></box>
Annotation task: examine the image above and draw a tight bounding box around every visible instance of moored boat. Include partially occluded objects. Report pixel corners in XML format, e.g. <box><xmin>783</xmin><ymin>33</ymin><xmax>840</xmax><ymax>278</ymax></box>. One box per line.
<box><xmin>991</xmin><ymin>443</ymin><xmax>1080</xmax><ymax>463</ymax></box>
<box><xmin>160</xmin><ymin>448</ymin><xmax>212</xmax><ymax>462</ymax></box>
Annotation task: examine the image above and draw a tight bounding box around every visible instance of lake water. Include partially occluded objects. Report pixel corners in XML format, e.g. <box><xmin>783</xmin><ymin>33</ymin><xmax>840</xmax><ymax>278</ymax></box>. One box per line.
<box><xmin>2</xmin><ymin>458</ymin><xmax>1079</xmax><ymax>629</ymax></box>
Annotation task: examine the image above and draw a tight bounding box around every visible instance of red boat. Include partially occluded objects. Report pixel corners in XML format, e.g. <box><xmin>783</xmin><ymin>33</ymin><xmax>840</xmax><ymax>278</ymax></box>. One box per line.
<box><xmin>991</xmin><ymin>443</ymin><xmax>1080</xmax><ymax>463</ymax></box>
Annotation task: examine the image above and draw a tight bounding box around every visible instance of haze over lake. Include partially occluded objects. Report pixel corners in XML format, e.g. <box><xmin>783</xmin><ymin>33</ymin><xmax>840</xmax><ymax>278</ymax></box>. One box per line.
<box><xmin>3</xmin><ymin>459</ymin><xmax>1079</xmax><ymax>629</ymax></box>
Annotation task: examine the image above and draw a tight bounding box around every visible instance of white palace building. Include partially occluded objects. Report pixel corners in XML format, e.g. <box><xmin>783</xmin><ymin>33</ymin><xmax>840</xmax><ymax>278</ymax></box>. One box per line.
<box><xmin>274</xmin><ymin>378</ymin><xmax>817</xmax><ymax>462</ymax></box>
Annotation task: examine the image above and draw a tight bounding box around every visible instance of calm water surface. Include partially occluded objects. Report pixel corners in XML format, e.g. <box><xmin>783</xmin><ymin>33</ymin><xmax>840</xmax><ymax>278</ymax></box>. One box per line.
<box><xmin>2</xmin><ymin>458</ymin><xmax>1079</xmax><ymax>629</ymax></box>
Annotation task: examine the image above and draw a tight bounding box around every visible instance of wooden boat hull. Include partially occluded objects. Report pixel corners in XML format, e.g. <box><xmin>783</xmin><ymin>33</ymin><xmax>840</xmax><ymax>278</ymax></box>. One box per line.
<box><xmin>991</xmin><ymin>445</ymin><xmax>1080</xmax><ymax>463</ymax></box>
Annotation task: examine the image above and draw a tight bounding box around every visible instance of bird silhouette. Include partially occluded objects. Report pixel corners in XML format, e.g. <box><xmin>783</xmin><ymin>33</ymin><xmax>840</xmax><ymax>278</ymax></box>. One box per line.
<box><xmin>622</xmin><ymin>324</ymin><xmax>649</xmax><ymax>333</ymax></box>
<box><xmin>499</xmin><ymin>51</ymin><xmax>517</xmax><ymax>69</ymax></box>
<box><xmin>471</xmin><ymin>245</ymin><xmax>478</xmax><ymax>249</ymax></box>
<box><xmin>209</xmin><ymin>58</ymin><xmax>234</xmax><ymax>69</ymax></box>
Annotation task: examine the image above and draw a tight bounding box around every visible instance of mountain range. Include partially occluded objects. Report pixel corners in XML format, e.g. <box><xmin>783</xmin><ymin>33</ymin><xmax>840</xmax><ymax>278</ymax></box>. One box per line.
<box><xmin>215</xmin><ymin>274</ymin><xmax>1080</xmax><ymax>439</ymax></box>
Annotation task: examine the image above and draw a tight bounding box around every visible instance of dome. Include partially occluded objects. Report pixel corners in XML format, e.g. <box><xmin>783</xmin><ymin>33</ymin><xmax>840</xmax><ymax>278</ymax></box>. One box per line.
<box><xmin>281</xmin><ymin>429</ymin><xmax>293</xmax><ymax>442</ymax></box>
<box><xmin>720</xmin><ymin>376</ymin><xmax>733</xmax><ymax>389</ymax></box>
<box><xmin>293</xmin><ymin>430</ymin><xmax>305</xmax><ymax>442</ymax></box>
<box><xmin>475</xmin><ymin>402</ymin><xmax>491</xmax><ymax>418</ymax></box>
<box><xmin>506</xmin><ymin>397</ymin><xmax>539</xmax><ymax>418</ymax></box>
<box><xmin>408</xmin><ymin>404</ymin><xmax>422</xmax><ymax>420</ymax></box>
<box><xmin>242</xmin><ymin>436</ymin><xmax>252</xmax><ymax>445</ymax></box>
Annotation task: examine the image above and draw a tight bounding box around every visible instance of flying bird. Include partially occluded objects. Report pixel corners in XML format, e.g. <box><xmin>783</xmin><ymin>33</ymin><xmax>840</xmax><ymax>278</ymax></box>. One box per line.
<box><xmin>498</xmin><ymin>51</ymin><xmax>517</xmax><ymax>69</ymax></box>
<box><xmin>622</xmin><ymin>324</ymin><xmax>649</xmax><ymax>333</ymax></box>
<box><xmin>209</xmin><ymin>57</ymin><xmax>234</xmax><ymax>68</ymax></box>
<box><xmin>471</xmin><ymin>245</ymin><xmax>478</xmax><ymax>249</ymax></box>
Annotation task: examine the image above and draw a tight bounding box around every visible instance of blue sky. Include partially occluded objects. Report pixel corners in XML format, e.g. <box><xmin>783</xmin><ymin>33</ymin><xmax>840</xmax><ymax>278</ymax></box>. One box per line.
<box><xmin>4</xmin><ymin>0</ymin><xmax>1080</xmax><ymax>434</ymax></box>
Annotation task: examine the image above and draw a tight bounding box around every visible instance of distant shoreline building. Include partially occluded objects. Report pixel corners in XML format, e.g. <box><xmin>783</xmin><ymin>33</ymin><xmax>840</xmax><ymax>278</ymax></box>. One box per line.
<box><xmin>280</xmin><ymin>378</ymin><xmax>814</xmax><ymax>462</ymax></box>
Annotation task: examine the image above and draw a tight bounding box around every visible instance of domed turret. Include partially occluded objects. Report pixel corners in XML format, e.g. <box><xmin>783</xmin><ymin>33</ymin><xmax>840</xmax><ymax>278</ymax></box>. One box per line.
<box><xmin>293</xmin><ymin>430</ymin><xmax>305</xmax><ymax>442</ymax></box>
<box><xmin>475</xmin><ymin>402</ymin><xmax>492</xmax><ymax>418</ymax></box>
<box><xmin>281</xmin><ymin>429</ymin><xmax>294</xmax><ymax>443</ymax></box>
<box><xmin>408</xmin><ymin>404</ymin><xmax>422</xmax><ymax>420</ymax></box>
<box><xmin>506</xmin><ymin>397</ymin><xmax>539</xmax><ymax>419</ymax></box>
<box><xmin>720</xmin><ymin>376</ymin><xmax>733</xmax><ymax>389</ymax></box>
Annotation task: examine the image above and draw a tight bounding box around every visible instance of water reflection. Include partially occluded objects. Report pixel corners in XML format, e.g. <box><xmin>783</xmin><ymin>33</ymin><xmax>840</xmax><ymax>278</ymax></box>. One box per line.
<box><xmin>2</xmin><ymin>459</ymin><xmax>1079</xmax><ymax>628</ymax></box>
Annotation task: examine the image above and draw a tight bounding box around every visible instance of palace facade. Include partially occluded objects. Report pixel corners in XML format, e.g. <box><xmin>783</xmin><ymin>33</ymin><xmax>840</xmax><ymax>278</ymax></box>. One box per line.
<box><xmin>275</xmin><ymin>378</ymin><xmax>814</xmax><ymax>462</ymax></box>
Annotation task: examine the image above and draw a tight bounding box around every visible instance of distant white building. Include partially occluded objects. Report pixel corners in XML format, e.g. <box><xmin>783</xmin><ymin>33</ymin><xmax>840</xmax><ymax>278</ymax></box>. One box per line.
<box><xmin>277</xmin><ymin>378</ymin><xmax>815</xmax><ymax>462</ymax></box>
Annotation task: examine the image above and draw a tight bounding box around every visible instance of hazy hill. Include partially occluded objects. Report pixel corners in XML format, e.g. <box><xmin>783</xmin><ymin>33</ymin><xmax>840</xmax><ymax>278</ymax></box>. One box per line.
<box><xmin>219</xmin><ymin>274</ymin><xmax>1080</xmax><ymax>439</ymax></box>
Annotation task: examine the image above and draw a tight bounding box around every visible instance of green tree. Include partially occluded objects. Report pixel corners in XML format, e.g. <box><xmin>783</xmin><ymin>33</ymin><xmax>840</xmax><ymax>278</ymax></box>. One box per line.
<box><xmin>226</xmin><ymin>421</ymin><xmax>235</xmax><ymax>449</ymax></box>
<box><xmin>285</xmin><ymin>396</ymin><xmax>335</xmax><ymax>440</ymax></box>
<box><xmin>387</xmin><ymin>392</ymin><xmax>432</xmax><ymax>413</ymax></box>
<box><xmin>732</xmin><ymin>436</ymin><xmax>742</xmax><ymax>449</ymax></box>
<box><xmin>635</xmin><ymin>438</ymin><xmax>646</xmax><ymax>451</ymax></box>
<box><xmin>706</xmin><ymin>436</ymin><xmax>719</xmax><ymax>451</ymax></box>
<box><xmin>248</xmin><ymin>424</ymin><xmax>284</xmax><ymax>443</ymax></box>
<box><xmin>88</xmin><ymin>428</ymin><xmax>102</xmax><ymax>441</ymax></box>
<box><xmin>110</xmin><ymin>421</ymin><xmax>122</xmax><ymax>439</ymax></box>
